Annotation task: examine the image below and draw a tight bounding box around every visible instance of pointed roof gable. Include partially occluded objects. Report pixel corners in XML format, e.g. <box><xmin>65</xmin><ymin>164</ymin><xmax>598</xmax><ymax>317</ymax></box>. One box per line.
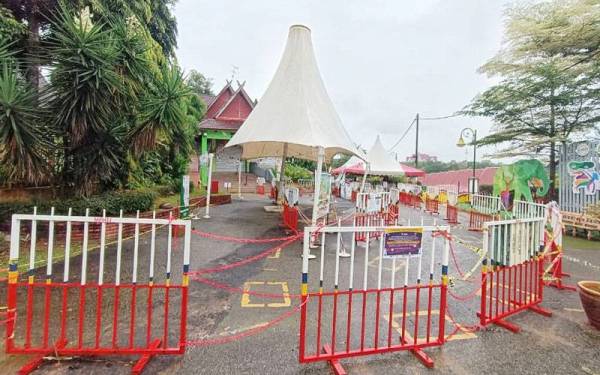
<box><xmin>204</xmin><ymin>81</ymin><xmax>235</xmax><ymax>119</ymax></box>
<box><xmin>215</xmin><ymin>82</ymin><xmax>256</xmax><ymax>121</ymax></box>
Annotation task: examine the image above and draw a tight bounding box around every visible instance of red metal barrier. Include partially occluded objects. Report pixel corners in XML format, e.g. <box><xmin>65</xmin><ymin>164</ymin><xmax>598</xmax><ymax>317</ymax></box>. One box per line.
<box><xmin>445</xmin><ymin>204</ymin><xmax>458</xmax><ymax>224</ymax></box>
<box><xmin>411</xmin><ymin>194</ymin><xmax>422</xmax><ymax>210</ymax></box>
<box><xmin>351</xmin><ymin>191</ymin><xmax>358</xmax><ymax>203</ymax></box>
<box><xmin>332</xmin><ymin>187</ymin><xmax>340</xmax><ymax>198</ymax></box>
<box><xmin>6</xmin><ymin>214</ymin><xmax>191</xmax><ymax>374</ymax></box>
<box><xmin>425</xmin><ymin>198</ymin><xmax>439</xmax><ymax>215</ymax></box>
<box><xmin>256</xmin><ymin>185</ymin><xmax>265</xmax><ymax>195</ymax></box>
<box><xmin>282</xmin><ymin>204</ymin><xmax>299</xmax><ymax>233</ymax></box>
<box><xmin>385</xmin><ymin>204</ymin><xmax>399</xmax><ymax>225</ymax></box>
<box><xmin>269</xmin><ymin>185</ymin><xmax>278</xmax><ymax>200</ymax></box>
<box><xmin>299</xmin><ymin>284</ymin><xmax>446</xmax><ymax>370</ymax></box>
<box><xmin>399</xmin><ymin>192</ymin><xmax>411</xmax><ymax>206</ymax></box>
<box><xmin>299</xmin><ymin>225</ymin><xmax>452</xmax><ymax>371</ymax></box>
<box><xmin>478</xmin><ymin>256</ymin><xmax>551</xmax><ymax>333</ymax></box>
<box><xmin>353</xmin><ymin>212</ymin><xmax>385</xmax><ymax>243</ymax></box>
<box><xmin>468</xmin><ymin>211</ymin><xmax>494</xmax><ymax>231</ymax></box>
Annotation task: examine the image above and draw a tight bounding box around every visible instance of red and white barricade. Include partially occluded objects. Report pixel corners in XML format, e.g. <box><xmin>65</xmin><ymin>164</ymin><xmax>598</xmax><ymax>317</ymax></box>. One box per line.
<box><xmin>299</xmin><ymin>224</ymin><xmax>451</xmax><ymax>371</ymax></box>
<box><xmin>385</xmin><ymin>203</ymin><xmax>399</xmax><ymax>225</ymax></box>
<box><xmin>353</xmin><ymin>212</ymin><xmax>386</xmax><ymax>244</ymax></box>
<box><xmin>6</xmin><ymin>209</ymin><xmax>191</xmax><ymax>374</ymax></box>
<box><xmin>478</xmin><ymin>217</ymin><xmax>551</xmax><ymax>332</ymax></box>
<box><xmin>445</xmin><ymin>204</ymin><xmax>458</xmax><ymax>224</ymax></box>
<box><xmin>425</xmin><ymin>198</ymin><xmax>439</xmax><ymax>215</ymax></box>
<box><xmin>468</xmin><ymin>211</ymin><xmax>496</xmax><ymax>231</ymax></box>
<box><xmin>282</xmin><ymin>203</ymin><xmax>299</xmax><ymax>233</ymax></box>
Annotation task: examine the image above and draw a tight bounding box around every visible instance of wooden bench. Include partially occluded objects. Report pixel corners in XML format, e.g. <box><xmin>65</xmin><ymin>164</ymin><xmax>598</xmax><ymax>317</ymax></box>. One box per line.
<box><xmin>562</xmin><ymin>211</ymin><xmax>600</xmax><ymax>240</ymax></box>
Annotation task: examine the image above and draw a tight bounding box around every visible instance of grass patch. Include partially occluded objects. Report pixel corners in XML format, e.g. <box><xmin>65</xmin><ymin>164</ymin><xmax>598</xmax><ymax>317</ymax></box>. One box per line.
<box><xmin>563</xmin><ymin>236</ymin><xmax>600</xmax><ymax>251</ymax></box>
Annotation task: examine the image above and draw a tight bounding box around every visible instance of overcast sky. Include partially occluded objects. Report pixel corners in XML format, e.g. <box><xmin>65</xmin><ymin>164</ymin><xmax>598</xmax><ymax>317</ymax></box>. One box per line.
<box><xmin>175</xmin><ymin>0</ymin><xmax>512</xmax><ymax>162</ymax></box>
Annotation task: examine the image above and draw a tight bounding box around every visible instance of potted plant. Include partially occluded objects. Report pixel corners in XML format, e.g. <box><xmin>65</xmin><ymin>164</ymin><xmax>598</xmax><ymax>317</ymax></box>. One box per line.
<box><xmin>578</xmin><ymin>281</ymin><xmax>600</xmax><ymax>329</ymax></box>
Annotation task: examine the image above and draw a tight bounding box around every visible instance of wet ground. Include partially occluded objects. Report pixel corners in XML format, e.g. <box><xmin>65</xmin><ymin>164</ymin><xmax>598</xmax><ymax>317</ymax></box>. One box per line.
<box><xmin>1</xmin><ymin>195</ymin><xmax>599</xmax><ymax>374</ymax></box>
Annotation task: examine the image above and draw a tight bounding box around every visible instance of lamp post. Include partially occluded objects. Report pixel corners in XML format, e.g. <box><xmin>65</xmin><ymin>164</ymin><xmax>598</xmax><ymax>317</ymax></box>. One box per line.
<box><xmin>456</xmin><ymin>127</ymin><xmax>478</xmax><ymax>195</ymax></box>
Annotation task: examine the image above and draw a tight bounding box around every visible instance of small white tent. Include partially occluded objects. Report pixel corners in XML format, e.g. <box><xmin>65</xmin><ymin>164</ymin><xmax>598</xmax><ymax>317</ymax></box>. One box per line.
<box><xmin>366</xmin><ymin>135</ymin><xmax>405</xmax><ymax>176</ymax></box>
<box><xmin>333</xmin><ymin>136</ymin><xmax>405</xmax><ymax>176</ymax></box>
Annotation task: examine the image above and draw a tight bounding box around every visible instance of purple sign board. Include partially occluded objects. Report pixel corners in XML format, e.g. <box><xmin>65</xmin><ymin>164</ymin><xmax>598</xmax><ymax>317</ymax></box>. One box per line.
<box><xmin>383</xmin><ymin>227</ymin><xmax>423</xmax><ymax>258</ymax></box>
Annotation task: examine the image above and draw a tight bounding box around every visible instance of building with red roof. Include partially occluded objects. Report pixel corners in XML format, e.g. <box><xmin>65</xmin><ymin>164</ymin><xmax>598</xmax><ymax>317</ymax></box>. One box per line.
<box><xmin>193</xmin><ymin>81</ymin><xmax>256</xmax><ymax>186</ymax></box>
<box><xmin>418</xmin><ymin>167</ymin><xmax>498</xmax><ymax>192</ymax></box>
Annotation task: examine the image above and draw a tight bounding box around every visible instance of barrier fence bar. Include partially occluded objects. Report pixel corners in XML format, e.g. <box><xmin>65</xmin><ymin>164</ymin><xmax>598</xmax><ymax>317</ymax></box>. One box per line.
<box><xmin>477</xmin><ymin>217</ymin><xmax>552</xmax><ymax>333</ymax></box>
<box><xmin>6</xmin><ymin>211</ymin><xmax>192</xmax><ymax>374</ymax></box>
<box><xmin>445</xmin><ymin>204</ymin><xmax>458</xmax><ymax>224</ymax></box>
<box><xmin>468</xmin><ymin>211</ymin><xmax>496</xmax><ymax>232</ymax></box>
<box><xmin>425</xmin><ymin>198</ymin><xmax>439</xmax><ymax>215</ymax></box>
<box><xmin>299</xmin><ymin>224</ymin><xmax>451</xmax><ymax>372</ymax></box>
<box><xmin>471</xmin><ymin>194</ymin><xmax>505</xmax><ymax>215</ymax></box>
<box><xmin>282</xmin><ymin>203</ymin><xmax>299</xmax><ymax>233</ymax></box>
<box><xmin>512</xmin><ymin>200</ymin><xmax>546</xmax><ymax>219</ymax></box>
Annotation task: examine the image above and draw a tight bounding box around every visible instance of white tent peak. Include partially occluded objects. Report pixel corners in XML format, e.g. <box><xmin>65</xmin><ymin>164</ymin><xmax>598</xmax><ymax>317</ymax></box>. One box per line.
<box><xmin>225</xmin><ymin>24</ymin><xmax>363</xmax><ymax>162</ymax></box>
<box><xmin>366</xmin><ymin>135</ymin><xmax>405</xmax><ymax>176</ymax></box>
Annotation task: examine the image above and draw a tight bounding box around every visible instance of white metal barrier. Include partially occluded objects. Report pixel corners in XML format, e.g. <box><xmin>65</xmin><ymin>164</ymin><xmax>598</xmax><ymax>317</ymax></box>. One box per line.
<box><xmin>426</xmin><ymin>186</ymin><xmax>440</xmax><ymax>198</ymax></box>
<box><xmin>512</xmin><ymin>200</ymin><xmax>546</xmax><ymax>219</ymax></box>
<box><xmin>471</xmin><ymin>194</ymin><xmax>505</xmax><ymax>215</ymax></box>
<box><xmin>397</xmin><ymin>183</ymin><xmax>421</xmax><ymax>195</ymax></box>
<box><xmin>356</xmin><ymin>192</ymin><xmax>391</xmax><ymax>213</ymax></box>
<box><xmin>483</xmin><ymin>217</ymin><xmax>545</xmax><ymax>266</ymax></box>
<box><xmin>390</xmin><ymin>188</ymin><xmax>400</xmax><ymax>204</ymax></box>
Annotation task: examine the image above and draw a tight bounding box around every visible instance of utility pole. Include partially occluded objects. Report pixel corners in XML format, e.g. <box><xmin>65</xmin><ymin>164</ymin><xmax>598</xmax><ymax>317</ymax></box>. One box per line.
<box><xmin>415</xmin><ymin>113</ymin><xmax>420</xmax><ymax>168</ymax></box>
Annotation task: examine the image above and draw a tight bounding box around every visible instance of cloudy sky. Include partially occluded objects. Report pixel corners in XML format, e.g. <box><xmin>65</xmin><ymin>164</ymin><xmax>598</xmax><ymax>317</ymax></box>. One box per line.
<box><xmin>175</xmin><ymin>0</ymin><xmax>512</xmax><ymax>162</ymax></box>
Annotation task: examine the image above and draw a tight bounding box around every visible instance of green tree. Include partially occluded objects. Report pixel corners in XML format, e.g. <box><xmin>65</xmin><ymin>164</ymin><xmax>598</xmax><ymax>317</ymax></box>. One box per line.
<box><xmin>186</xmin><ymin>69</ymin><xmax>214</xmax><ymax>96</ymax></box>
<box><xmin>465</xmin><ymin>0</ymin><xmax>600</xmax><ymax>199</ymax></box>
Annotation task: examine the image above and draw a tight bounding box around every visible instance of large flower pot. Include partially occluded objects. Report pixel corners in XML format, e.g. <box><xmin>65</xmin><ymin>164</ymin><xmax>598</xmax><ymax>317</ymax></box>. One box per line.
<box><xmin>578</xmin><ymin>281</ymin><xmax>600</xmax><ymax>329</ymax></box>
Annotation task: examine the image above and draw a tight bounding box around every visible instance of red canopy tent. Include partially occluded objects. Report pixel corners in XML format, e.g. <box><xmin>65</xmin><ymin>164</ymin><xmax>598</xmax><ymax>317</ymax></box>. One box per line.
<box><xmin>332</xmin><ymin>156</ymin><xmax>425</xmax><ymax>177</ymax></box>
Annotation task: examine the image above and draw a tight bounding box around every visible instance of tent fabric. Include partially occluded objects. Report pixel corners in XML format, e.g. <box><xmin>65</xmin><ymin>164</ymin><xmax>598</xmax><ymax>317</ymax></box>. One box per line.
<box><xmin>225</xmin><ymin>25</ymin><xmax>362</xmax><ymax>162</ymax></box>
<box><xmin>366</xmin><ymin>135</ymin><xmax>405</xmax><ymax>176</ymax></box>
<box><xmin>399</xmin><ymin>164</ymin><xmax>426</xmax><ymax>177</ymax></box>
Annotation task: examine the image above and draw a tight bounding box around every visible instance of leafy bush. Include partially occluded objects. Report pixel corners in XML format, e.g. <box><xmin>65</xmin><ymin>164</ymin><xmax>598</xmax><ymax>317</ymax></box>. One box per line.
<box><xmin>284</xmin><ymin>163</ymin><xmax>312</xmax><ymax>182</ymax></box>
<box><xmin>0</xmin><ymin>190</ymin><xmax>158</xmax><ymax>223</ymax></box>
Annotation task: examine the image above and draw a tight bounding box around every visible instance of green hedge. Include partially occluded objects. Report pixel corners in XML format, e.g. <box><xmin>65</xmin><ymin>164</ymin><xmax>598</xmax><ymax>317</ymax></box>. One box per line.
<box><xmin>0</xmin><ymin>190</ymin><xmax>158</xmax><ymax>223</ymax></box>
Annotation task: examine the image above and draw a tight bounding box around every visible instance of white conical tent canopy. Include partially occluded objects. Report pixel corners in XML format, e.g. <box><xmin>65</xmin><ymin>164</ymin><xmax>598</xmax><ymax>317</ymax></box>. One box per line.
<box><xmin>226</xmin><ymin>25</ymin><xmax>362</xmax><ymax>162</ymax></box>
<box><xmin>366</xmin><ymin>135</ymin><xmax>405</xmax><ymax>176</ymax></box>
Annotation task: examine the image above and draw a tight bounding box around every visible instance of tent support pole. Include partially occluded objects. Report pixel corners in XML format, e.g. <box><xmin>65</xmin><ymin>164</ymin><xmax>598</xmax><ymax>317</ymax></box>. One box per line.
<box><xmin>278</xmin><ymin>143</ymin><xmax>288</xmax><ymax>204</ymax></box>
<box><xmin>358</xmin><ymin>163</ymin><xmax>370</xmax><ymax>195</ymax></box>
<box><xmin>308</xmin><ymin>147</ymin><xmax>325</xmax><ymax>255</ymax></box>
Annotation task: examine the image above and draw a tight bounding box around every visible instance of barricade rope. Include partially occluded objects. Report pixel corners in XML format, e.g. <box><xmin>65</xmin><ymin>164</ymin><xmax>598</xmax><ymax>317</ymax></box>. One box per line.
<box><xmin>191</xmin><ymin>228</ymin><xmax>301</xmax><ymax>244</ymax></box>
<box><xmin>184</xmin><ymin>298</ymin><xmax>308</xmax><ymax>347</ymax></box>
<box><xmin>188</xmin><ymin>237</ymin><xmax>299</xmax><ymax>275</ymax></box>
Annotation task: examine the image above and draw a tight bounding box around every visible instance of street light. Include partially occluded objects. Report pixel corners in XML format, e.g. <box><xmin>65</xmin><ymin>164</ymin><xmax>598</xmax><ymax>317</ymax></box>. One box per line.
<box><xmin>456</xmin><ymin>127</ymin><xmax>478</xmax><ymax>194</ymax></box>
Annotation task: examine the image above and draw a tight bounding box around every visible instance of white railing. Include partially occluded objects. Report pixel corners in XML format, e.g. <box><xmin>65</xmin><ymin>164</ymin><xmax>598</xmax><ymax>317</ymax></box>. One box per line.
<box><xmin>9</xmin><ymin>209</ymin><xmax>191</xmax><ymax>285</ymax></box>
<box><xmin>426</xmin><ymin>185</ymin><xmax>440</xmax><ymax>198</ymax></box>
<box><xmin>390</xmin><ymin>188</ymin><xmax>400</xmax><ymax>204</ymax></box>
<box><xmin>512</xmin><ymin>200</ymin><xmax>546</xmax><ymax>219</ymax></box>
<box><xmin>446</xmin><ymin>191</ymin><xmax>458</xmax><ymax>205</ymax></box>
<box><xmin>471</xmin><ymin>194</ymin><xmax>505</xmax><ymax>215</ymax></box>
<box><xmin>483</xmin><ymin>217</ymin><xmax>545</xmax><ymax>266</ymax></box>
<box><xmin>298</xmin><ymin>179</ymin><xmax>314</xmax><ymax>190</ymax></box>
<box><xmin>356</xmin><ymin>192</ymin><xmax>389</xmax><ymax>213</ymax></box>
<box><xmin>397</xmin><ymin>183</ymin><xmax>421</xmax><ymax>195</ymax></box>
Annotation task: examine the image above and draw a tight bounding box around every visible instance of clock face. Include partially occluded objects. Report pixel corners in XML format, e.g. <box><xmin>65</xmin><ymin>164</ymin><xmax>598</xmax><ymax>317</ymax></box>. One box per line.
<box><xmin>575</xmin><ymin>142</ymin><xmax>590</xmax><ymax>157</ymax></box>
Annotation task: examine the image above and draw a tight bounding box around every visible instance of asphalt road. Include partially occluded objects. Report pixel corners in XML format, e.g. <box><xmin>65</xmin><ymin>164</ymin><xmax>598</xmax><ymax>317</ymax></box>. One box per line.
<box><xmin>1</xmin><ymin>196</ymin><xmax>599</xmax><ymax>374</ymax></box>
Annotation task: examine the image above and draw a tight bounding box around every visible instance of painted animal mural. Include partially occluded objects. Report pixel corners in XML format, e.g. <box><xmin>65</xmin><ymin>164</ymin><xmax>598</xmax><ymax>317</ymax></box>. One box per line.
<box><xmin>492</xmin><ymin>159</ymin><xmax>550</xmax><ymax>204</ymax></box>
<box><xmin>568</xmin><ymin>161</ymin><xmax>600</xmax><ymax>195</ymax></box>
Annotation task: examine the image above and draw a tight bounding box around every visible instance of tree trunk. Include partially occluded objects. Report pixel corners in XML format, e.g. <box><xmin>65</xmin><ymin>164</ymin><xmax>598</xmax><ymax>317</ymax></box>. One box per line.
<box><xmin>26</xmin><ymin>3</ymin><xmax>41</xmax><ymax>91</ymax></box>
<box><xmin>548</xmin><ymin>96</ymin><xmax>557</xmax><ymax>201</ymax></box>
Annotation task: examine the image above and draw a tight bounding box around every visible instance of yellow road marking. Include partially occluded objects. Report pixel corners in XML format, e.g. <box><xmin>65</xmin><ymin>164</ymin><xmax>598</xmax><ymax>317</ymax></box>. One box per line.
<box><xmin>384</xmin><ymin>310</ymin><xmax>477</xmax><ymax>342</ymax></box>
<box><xmin>241</xmin><ymin>281</ymin><xmax>291</xmax><ymax>308</ymax></box>
<box><xmin>267</xmin><ymin>248</ymin><xmax>281</xmax><ymax>259</ymax></box>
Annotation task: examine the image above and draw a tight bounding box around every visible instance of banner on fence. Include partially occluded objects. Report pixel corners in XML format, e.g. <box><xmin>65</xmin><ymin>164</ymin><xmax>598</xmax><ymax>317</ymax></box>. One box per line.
<box><xmin>383</xmin><ymin>227</ymin><xmax>423</xmax><ymax>258</ymax></box>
